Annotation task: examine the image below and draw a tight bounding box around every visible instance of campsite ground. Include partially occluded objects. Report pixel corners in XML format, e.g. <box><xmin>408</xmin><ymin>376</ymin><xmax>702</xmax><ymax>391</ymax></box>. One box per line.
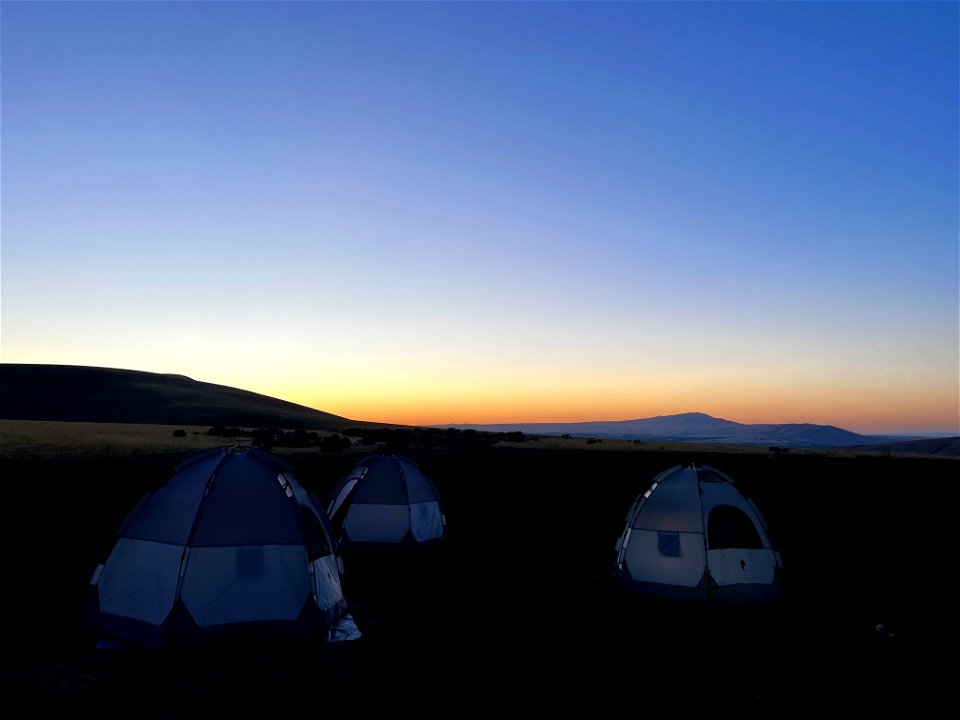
<box><xmin>2</xmin><ymin>434</ymin><xmax>954</xmax><ymax>714</ymax></box>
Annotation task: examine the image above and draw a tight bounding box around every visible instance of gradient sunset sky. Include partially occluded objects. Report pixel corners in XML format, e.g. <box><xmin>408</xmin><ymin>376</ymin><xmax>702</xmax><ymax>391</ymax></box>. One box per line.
<box><xmin>2</xmin><ymin>1</ymin><xmax>957</xmax><ymax>435</ymax></box>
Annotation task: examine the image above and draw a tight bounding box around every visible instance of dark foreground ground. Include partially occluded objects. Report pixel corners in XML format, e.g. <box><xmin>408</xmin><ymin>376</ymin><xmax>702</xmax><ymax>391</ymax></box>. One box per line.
<box><xmin>2</xmin><ymin>445</ymin><xmax>954</xmax><ymax>715</ymax></box>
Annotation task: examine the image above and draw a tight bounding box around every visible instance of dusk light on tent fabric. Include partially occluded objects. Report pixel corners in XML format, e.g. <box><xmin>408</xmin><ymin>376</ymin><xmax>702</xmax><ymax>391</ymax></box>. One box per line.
<box><xmin>1</xmin><ymin>1</ymin><xmax>957</xmax><ymax>436</ymax></box>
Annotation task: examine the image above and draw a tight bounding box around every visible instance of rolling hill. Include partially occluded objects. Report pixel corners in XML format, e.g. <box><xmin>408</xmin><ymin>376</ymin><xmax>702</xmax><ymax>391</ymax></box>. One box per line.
<box><xmin>0</xmin><ymin>363</ymin><xmax>381</xmax><ymax>431</ymax></box>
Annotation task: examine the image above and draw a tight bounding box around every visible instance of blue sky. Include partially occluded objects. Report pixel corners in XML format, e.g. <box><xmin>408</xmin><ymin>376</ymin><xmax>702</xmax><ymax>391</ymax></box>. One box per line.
<box><xmin>2</xmin><ymin>1</ymin><xmax>957</xmax><ymax>434</ymax></box>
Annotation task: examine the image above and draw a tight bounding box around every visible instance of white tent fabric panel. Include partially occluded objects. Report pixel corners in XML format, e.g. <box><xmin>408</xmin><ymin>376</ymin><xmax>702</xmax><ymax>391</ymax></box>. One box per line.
<box><xmin>409</xmin><ymin>501</ymin><xmax>444</xmax><ymax>542</ymax></box>
<box><xmin>344</xmin><ymin>504</ymin><xmax>411</xmax><ymax>543</ymax></box>
<box><xmin>699</xmin><ymin>479</ymin><xmax>747</xmax><ymax>512</ymax></box>
<box><xmin>401</xmin><ymin>463</ymin><xmax>441</xmax><ymax>504</ymax></box>
<box><xmin>630</xmin><ymin>469</ymin><xmax>703</xmax><ymax>533</ymax></box>
<box><xmin>121</xmin><ymin>460</ymin><xmax>213</xmax><ymax>543</ymax></box>
<box><xmin>181</xmin><ymin>545</ymin><xmax>311</xmax><ymax>626</ymax></box>
<box><xmin>623</xmin><ymin>528</ymin><xmax>707</xmax><ymax>587</ymax></box>
<box><xmin>98</xmin><ymin>538</ymin><xmax>182</xmax><ymax>626</ymax></box>
<box><xmin>311</xmin><ymin>555</ymin><xmax>347</xmax><ymax>612</ymax></box>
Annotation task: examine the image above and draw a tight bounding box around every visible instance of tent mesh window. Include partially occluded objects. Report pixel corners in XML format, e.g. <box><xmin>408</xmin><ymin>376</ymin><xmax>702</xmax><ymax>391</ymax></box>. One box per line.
<box><xmin>706</xmin><ymin>505</ymin><xmax>763</xmax><ymax>550</ymax></box>
<box><xmin>657</xmin><ymin>531</ymin><xmax>682</xmax><ymax>557</ymax></box>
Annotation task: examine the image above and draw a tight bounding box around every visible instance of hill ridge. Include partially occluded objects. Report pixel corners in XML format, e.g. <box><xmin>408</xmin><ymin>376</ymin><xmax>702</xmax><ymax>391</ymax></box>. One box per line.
<box><xmin>0</xmin><ymin>363</ymin><xmax>375</xmax><ymax>430</ymax></box>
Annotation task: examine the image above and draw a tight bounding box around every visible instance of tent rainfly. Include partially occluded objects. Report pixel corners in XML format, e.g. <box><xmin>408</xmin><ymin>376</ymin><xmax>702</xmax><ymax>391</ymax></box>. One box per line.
<box><xmin>327</xmin><ymin>454</ymin><xmax>445</xmax><ymax>551</ymax></box>
<box><xmin>613</xmin><ymin>463</ymin><xmax>784</xmax><ymax>605</ymax></box>
<box><xmin>85</xmin><ymin>446</ymin><xmax>357</xmax><ymax>648</ymax></box>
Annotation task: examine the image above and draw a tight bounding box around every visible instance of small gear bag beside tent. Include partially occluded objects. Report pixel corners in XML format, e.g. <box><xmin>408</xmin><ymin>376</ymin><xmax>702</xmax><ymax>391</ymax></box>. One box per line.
<box><xmin>85</xmin><ymin>446</ymin><xmax>357</xmax><ymax>648</ymax></box>
<box><xmin>327</xmin><ymin>454</ymin><xmax>445</xmax><ymax>551</ymax></box>
<box><xmin>613</xmin><ymin>463</ymin><xmax>784</xmax><ymax>605</ymax></box>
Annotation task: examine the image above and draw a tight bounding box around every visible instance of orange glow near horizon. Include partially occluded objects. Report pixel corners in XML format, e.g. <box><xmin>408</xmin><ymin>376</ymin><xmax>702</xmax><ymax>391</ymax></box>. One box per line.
<box><xmin>0</xmin><ymin>350</ymin><xmax>955</xmax><ymax>435</ymax></box>
<box><xmin>4</xmin><ymin>354</ymin><xmax>956</xmax><ymax>436</ymax></box>
<box><xmin>333</xmin><ymin>403</ymin><xmax>960</xmax><ymax>435</ymax></box>
<box><xmin>278</xmin><ymin>374</ymin><xmax>959</xmax><ymax>435</ymax></box>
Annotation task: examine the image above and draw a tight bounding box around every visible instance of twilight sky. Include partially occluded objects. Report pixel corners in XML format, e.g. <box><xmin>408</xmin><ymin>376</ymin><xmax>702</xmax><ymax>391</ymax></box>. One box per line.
<box><xmin>2</xmin><ymin>1</ymin><xmax>957</xmax><ymax>435</ymax></box>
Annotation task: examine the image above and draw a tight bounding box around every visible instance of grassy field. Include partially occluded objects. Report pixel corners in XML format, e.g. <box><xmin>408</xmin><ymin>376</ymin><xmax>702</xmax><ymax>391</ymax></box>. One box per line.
<box><xmin>493</xmin><ymin>434</ymin><xmax>901</xmax><ymax>456</ymax></box>
<box><xmin>4</xmin><ymin>418</ymin><xmax>944</xmax><ymax>461</ymax></box>
<box><xmin>0</xmin><ymin>419</ymin><xmax>232</xmax><ymax>459</ymax></box>
<box><xmin>0</xmin><ymin>418</ymin><xmax>779</xmax><ymax>460</ymax></box>
<box><xmin>0</xmin><ymin>419</ymin><xmax>372</xmax><ymax>460</ymax></box>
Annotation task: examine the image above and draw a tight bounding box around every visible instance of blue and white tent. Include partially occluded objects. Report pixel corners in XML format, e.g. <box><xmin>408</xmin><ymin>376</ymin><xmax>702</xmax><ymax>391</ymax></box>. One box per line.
<box><xmin>327</xmin><ymin>454</ymin><xmax>445</xmax><ymax>551</ymax></box>
<box><xmin>85</xmin><ymin>446</ymin><xmax>357</xmax><ymax>647</ymax></box>
<box><xmin>613</xmin><ymin>464</ymin><xmax>784</xmax><ymax>605</ymax></box>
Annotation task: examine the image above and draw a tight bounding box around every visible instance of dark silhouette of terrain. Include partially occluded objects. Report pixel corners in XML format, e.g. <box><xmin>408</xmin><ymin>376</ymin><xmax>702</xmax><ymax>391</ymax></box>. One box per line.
<box><xmin>1</xmin><ymin>439</ymin><xmax>952</xmax><ymax>714</ymax></box>
<box><xmin>0</xmin><ymin>363</ymin><xmax>386</xmax><ymax>430</ymax></box>
<box><xmin>438</xmin><ymin>411</ymin><xmax>953</xmax><ymax>449</ymax></box>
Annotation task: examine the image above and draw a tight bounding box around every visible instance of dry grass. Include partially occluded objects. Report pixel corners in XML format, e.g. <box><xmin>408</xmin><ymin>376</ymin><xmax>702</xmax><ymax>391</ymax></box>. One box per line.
<box><xmin>496</xmin><ymin>434</ymin><xmax>957</xmax><ymax>459</ymax></box>
<box><xmin>494</xmin><ymin>435</ymin><xmax>892</xmax><ymax>458</ymax></box>
<box><xmin>0</xmin><ymin>419</ymin><xmax>379</xmax><ymax>460</ymax></box>
<box><xmin>2</xmin><ymin>418</ymin><xmax>949</xmax><ymax>461</ymax></box>
<box><xmin>0</xmin><ymin>419</ymin><xmax>249</xmax><ymax>459</ymax></box>
<box><xmin>498</xmin><ymin>436</ymin><xmax>774</xmax><ymax>454</ymax></box>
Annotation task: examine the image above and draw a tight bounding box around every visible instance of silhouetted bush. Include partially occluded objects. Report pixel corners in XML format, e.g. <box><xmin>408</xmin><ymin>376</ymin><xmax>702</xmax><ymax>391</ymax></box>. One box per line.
<box><xmin>319</xmin><ymin>434</ymin><xmax>351</xmax><ymax>452</ymax></box>
<box><xmin>252</xmin><ymin>428</ymin><xmax>276</xmax><ymax>450</ymax></box>
<box><xmin>207</xmin><ymin>426</ymin><xmax>246</xmax><ymax>437</ymax></box>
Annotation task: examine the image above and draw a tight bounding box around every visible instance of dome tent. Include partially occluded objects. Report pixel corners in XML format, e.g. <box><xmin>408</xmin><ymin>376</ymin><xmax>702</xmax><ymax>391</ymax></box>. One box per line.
<box><xmin>613</xmin><ymin>463</ymin><xmax>784</xmax><ymax>605</ymax></box>
<box><xmin>327</xmin><ymin>454</ymin><xmax>445</xmax><ymax>551</ymax></box>
<box><xmin>85</xmin><ymin>446</ymin><xmax>357</xmax><ymax>648</ymax></box>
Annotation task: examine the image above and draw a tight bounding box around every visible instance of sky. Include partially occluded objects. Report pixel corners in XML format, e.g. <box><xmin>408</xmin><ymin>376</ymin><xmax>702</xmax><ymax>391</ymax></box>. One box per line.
<box><xmin>1</xmin><ymin>1</ymin><xmax>958</xmax><ymax>435</ymax></box>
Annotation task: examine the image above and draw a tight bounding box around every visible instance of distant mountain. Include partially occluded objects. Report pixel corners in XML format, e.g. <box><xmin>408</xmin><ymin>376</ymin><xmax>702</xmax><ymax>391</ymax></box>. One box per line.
<box><xmin>0</xmin><ymin>363</ymin><xmax>381</xmax><ymax>430</ymax></box>
<box><xmin>435</xmin><ymin>411</ymin><xmax>942</xmax><ymax>449</ymax></box>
